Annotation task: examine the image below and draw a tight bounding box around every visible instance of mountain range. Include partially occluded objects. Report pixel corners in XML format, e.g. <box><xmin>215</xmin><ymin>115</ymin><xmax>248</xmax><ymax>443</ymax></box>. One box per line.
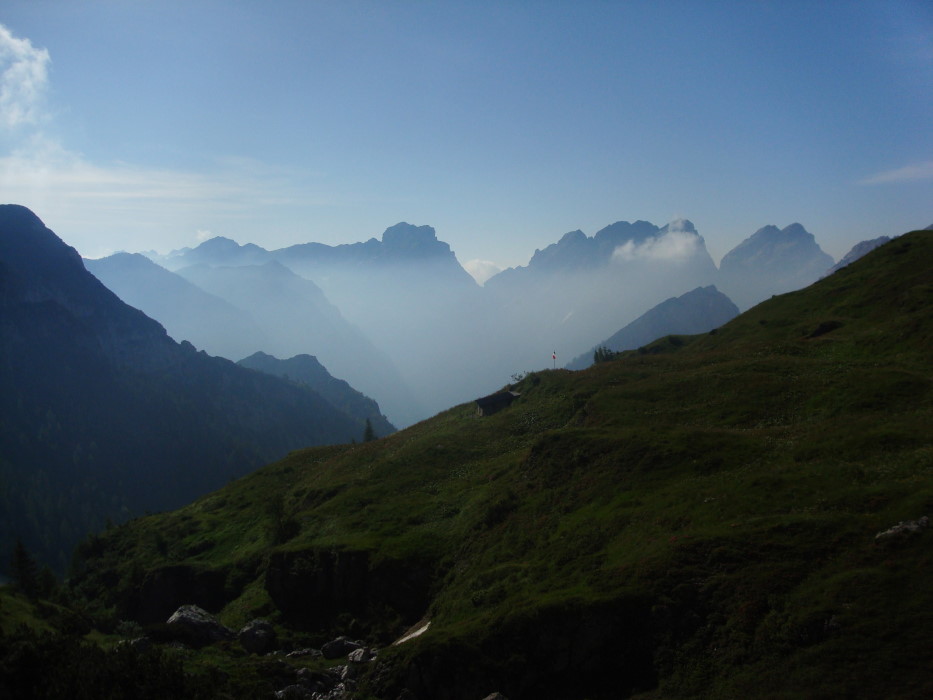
<box><xmin>0</xmin><ymin>204</ymin><xmax>389</xmax><ymax>573</ymax></box>
<box><xmin>113</xmin><ymin>218</ymin><xmax>841</xmax><ymax>425</ymax></box>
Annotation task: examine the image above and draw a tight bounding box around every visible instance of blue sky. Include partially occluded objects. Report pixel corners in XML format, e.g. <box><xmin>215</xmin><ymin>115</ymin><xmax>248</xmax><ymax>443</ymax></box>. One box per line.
<box><xmin>1</xmin><ymin>1</ymin><xmax>930</xmax><ymax>278</ymax></box>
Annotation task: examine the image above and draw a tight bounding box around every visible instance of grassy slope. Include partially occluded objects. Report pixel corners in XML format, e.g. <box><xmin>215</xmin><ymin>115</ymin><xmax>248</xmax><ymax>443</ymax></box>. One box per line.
<box><xmin>69</xmin><ymin>232</ymin><xmax>932</xmax><ymax>698</ymax></box>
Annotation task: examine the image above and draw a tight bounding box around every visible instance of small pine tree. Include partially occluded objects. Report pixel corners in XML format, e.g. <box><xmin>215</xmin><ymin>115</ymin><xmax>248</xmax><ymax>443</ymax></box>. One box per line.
<box><xmin>10</xmin><ymin>539</ymin><xmax>39</xmax><ymax>598</ymax></box>
<box><xmin>363</xmin><ymin>418</ymin><xmax>376</xmax><ymax>442</ymax></box>
<box><xmin>593</xmin><ymin>345</ymin><xmax>616</xmax><ymax>364</ymax></box>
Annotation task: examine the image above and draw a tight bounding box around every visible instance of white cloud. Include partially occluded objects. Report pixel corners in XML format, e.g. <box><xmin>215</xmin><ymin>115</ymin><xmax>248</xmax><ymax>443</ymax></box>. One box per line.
<box><xmin>195</xmin><ymin>229</ymin><xmax>213</xmax><ymax>243</ymax></box>
<box><xmin>0</xmin><ymin>23</ymin><xmax>51</xmax><ymax>130</ymax></box>
<box><xmin>612</xmin><ymin>230</ymin><xmax>700</xmax><ymax>263</ymax></box>
<box><xmin>860</xmin><ymin>161</ymin><xmax>933</xmax><ymax>185</ymax></box>
<box><xmin>462</xmin><ymin>258</ymin><xmax>503</xmax><ymax>285</ymax></box>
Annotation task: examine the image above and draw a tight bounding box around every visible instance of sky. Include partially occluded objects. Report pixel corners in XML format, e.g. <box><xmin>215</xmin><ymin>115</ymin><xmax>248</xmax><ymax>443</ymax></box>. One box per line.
<box><xmin>0</xmin><ymin>0</ymin><xmax>931</xmax><ymax>281</ymax></box>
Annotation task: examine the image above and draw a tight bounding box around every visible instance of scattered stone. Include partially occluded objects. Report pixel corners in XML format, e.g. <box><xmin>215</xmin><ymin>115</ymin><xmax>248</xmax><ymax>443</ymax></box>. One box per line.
<box><xmin>238</xmin><ymin>618</ymin><xmax>277</xmax><ymax>654</ymax></box>
<box><xmin>324</xmin><ymin>681</ymin><xmax>352</xmax><ymax>699</ymax></box>
<box><xmin>286</xmin><ymin>647</ymin><xmax>323</xmax><ymax>659</ymax></box>
<box><xmin>274</xmin><ymin>685</ymin><xmax>313</xmax><ymax>700</ymax></box>
<box><xmin>875</xmin><ymin>516</ymin><xmax>929</xmax><ymax>541</ymax></box>
<box><xmin>321</xmin><ymin>635</ymin><xmax>362</xmax><ymax>659</ymax></box>
<box><xmin>481</xmin><ymin>694</ymin><xmax>510</xmax><ymax>700</ymax></box>
<box><xmin>165</xmin><ymin>604</ymin><xmax>234</xmax><ymax>644</ymax></box>
<box><xmin>347</xmin><ymin>646</ymin><xmax>377</xmax><ymax>663</ymax></box>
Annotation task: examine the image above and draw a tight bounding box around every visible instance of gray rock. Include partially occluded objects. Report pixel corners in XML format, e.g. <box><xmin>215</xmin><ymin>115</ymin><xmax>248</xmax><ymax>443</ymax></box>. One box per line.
<box><xmin>875</xmin><ymin>516</ymin><xmax>930</xmax><ymax>540</ymax></box>
<box><xmin>481</xmin><ymin>694</ymin><xmax>510</xmax><ymax>700</ymax></box>
<box><xmin>238</xmin><ymin>618</ymin><xmax>277</xmax><ymax>654</ymax></box>
<box><xmin>347</xmin><ymin>646</ymin><xmax>376</xmax><ymax>663</ymax></box>
<box><xmin>321</xmin><ymin>635</ymin><xmax>362</xmax><ymax>659</ymax></box>
<box><xmin>165</xmin><ymin>604</ymin><xmax>234</xmax><ymax>644</ymax></box>
<box><xmin>286</xmin><ymin>647</ymin><xmax>322</xmax><ymax>659</ymax></box>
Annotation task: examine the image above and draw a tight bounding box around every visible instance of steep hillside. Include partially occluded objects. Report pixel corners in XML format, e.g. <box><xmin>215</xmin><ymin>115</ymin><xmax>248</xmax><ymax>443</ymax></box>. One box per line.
<box><xmin>0</xmin><ymin>205</ymin><xmax>369</xmax><ymax>574</ymax></box>
<box><xmin>70</xmin><ymin>231</ymin><xmax>932</xmax><ymax>699</ymax></box>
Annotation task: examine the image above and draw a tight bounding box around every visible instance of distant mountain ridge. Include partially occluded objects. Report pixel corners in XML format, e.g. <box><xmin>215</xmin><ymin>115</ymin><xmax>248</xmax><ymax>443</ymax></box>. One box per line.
<box><xmin>238</xmin><ymin>351</ymin><xmax>395</xmax><ymax>438</ymax></box>
<box><xmin>718</xmin><ymin>223</ymin><xmax>834</xmax><ymax>309</ymax></box>
<box><xmin>566</xmin><ymin>285</ymin><xmax>740</xmax><ymax>370</ymax></box>
<box><xmin>91</xmin><ymin>252</ymin><xmax>423</xmax><ymax>427</ymax></box>
<box><xmin>825</xmin><ymin>236</ymin><xmax>892</xmax><ymax>276</ymax></box>
<box><xmin>130</xmin><ymin>216</ymin><xmax>843</xmax><ymax>424</ymax></box>
<box><xmin>85</xmin><ymin>252</ymin><xmax>267</xmax><ymax>362</ymax></box>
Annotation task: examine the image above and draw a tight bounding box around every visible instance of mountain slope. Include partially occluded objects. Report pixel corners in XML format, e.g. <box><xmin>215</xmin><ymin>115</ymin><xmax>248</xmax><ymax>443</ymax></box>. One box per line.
<box><xmin>238</xmin><ymin>351</ymin><xmax>395</xmax><ymax>438</ymax></box>
<box><xmin>70</xmin><ymin>230</ymin><xmax>933</xmax><ymax>698</ymax></box>
<box><xmin>566</xmin><ymin>285</ymin><xmax>739</xmax><ymax>370</ymax></box>
<box><xmin>85</xmin><ymin>252</ymin><xmax>266</xmax><ymax>361</ymax></box>
<box><xmin>0</xmin><ymin>205</ymin><xmax>368</xmax><ymax>573</ymax></box>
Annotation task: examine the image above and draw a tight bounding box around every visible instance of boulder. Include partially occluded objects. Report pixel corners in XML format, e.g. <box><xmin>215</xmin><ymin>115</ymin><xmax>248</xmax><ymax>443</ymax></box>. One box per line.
<box><xmin>347</xmin><ymin>646</ymin><xmax>377</xmax><ymax>663</ymax></box>
<box><xmin>286</xmin><ymin>647</ymin><xmax>323</xmax><ymax>659</ymax></box>
<box><xmin>238</xmin><ymin>618</ymin><xmax>277</xmax><ymax>654</ymax></box>
<box><xmin>165</xmin><ymin>604</ymin><xmax>234</xmax><ymax>645</ymax></box>
<box><xmin>321</xmin><ymin>635</ymin><xmax>362</xmax><ymax>659</ymax></box>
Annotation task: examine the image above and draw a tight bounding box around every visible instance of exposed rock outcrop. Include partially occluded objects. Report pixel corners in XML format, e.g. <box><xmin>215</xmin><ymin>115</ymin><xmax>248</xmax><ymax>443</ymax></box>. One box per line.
<box><xmin>165</xmin><ymin>604</ymin><xmax>234</xmax><ymax>645</ymax></box>
<box><xmin>239</xmin><ymin>618</ymin><xmax>278</xmax><ymax>654</ymax></box>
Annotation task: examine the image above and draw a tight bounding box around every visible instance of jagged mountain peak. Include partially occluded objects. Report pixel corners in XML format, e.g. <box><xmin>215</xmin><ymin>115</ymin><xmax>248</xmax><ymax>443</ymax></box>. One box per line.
<box><xmin>380</xmin><ymin>222</ymin><xmax>453</xmax><ymax>258</ymax></box>
<box><xmin>661</xmin><ymin>218</ymin><xmax>698</xmax><ymax>234</ymax></box>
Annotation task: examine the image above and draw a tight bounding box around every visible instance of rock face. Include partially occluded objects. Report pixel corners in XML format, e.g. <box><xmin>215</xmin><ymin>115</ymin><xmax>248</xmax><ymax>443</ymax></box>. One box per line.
<box><xmin>165</xmin><ymin>605</ymin><xmax>234</xmax><ymax>645</ymax></box>
<box><xmin>239</xmin><ymin>619</ymin><xmax>278</xmax><ymax>654</ymax></box>
<box><xmin>719</xmin><ymin>223</ymin><xmax>834</xmax><ymax>309</ymax></box>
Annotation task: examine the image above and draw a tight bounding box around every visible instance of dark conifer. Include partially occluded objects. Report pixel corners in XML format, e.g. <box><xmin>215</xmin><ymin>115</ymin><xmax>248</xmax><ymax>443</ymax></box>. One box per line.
<box><xmin>10</xmin><ymin>539</ymin><xmax>39</xmax><ymax>597</ymax></box>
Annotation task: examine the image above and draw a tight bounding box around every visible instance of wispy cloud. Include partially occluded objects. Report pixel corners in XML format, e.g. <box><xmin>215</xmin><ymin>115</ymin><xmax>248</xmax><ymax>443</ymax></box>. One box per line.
<box><xmin>860</xmin><ymin>161</ymin><xmax>933</xmax><ymax>185</ymax></box>
<box><xmin>0</xmin><ymin>23</ymin><xmax>339</xmax><ymax>257</ymax></box>
<box><xmin>612</xmin><ymin>229</ymin><xmax>700</xmax><ymax>263</ymax></box>
<box><xmin>462</xmin><ymin>259</ymin><xmax>502</xmax><ymax>285</ymax></box>
<box><xmin>0</xmin><ymin>23</ymin><xmax>50</xmax><ymax>130</ymax></box>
